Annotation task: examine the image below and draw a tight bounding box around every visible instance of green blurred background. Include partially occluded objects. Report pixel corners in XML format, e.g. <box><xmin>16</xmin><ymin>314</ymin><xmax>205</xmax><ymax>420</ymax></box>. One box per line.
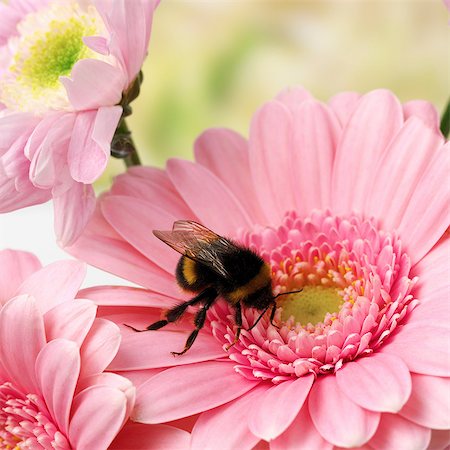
<box><xmin>100</xmin><ymin>0</ymin><xmax>449</xmax><ymax>187</ymax></box>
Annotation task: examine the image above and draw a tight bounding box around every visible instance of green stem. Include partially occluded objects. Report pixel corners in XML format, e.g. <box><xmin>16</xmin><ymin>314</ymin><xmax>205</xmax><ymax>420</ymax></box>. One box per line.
<box><xmin>440</xmin><ymin>98</ymin><xmax>450</xmax><ymax>138</ymax></box>
<box><xmin>111</xmin><ymin>118</ymin><xmax>142</xmax><ymax>167</ymax></box>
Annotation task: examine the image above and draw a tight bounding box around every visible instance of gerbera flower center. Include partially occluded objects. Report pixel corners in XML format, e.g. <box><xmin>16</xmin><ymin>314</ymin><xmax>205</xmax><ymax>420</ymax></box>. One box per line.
<box><xmin>278</xmin><ymin>286</ymin><xmax>342</xmax><ymax>324</ymax></box>
<box><xmin>0</xmin><ymin>2</ymin><xmax>106</xmax><ymax>113</ymax></box>
<box><xmin>208</xmin><ymin>211</ymin><xmax>417</xmax><ymax>383</ymax></box>
<box><xmin>0</xmin><ymin>382</ymin><xmax>70</xmax><ymax>449</ymax></box>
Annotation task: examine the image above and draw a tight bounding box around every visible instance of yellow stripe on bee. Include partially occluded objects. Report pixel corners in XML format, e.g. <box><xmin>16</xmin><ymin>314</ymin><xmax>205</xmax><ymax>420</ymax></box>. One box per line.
<box><xmin>228</xmin><ymin>263</ymin><xmax>271</xmax><ymax>303</ymax></box>
<box><xmin>182</xmin><ymin>257</ymin><xmax>197</xmax><ymax>285</ymax></box>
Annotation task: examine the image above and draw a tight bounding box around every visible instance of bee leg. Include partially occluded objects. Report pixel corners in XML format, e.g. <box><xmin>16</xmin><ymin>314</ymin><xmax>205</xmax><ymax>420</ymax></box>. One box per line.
<box><xmin>225</xmin><ymin>303</ymin><xmax>242</xmax><ymax>350</ymax></box>
<box><xmin>171</xmin><ymin>293</ymin><xmax>216</xmax><ymax>356</ymax></box>
<box><xmin>269</xmin><ymin>303</ymin><xmax>279</xmax><ymax>329</ymax></box>
<box><xmin>125</xmin><ymin>287</ymin><xmax>217</xmax><ymax>332</ymax></box>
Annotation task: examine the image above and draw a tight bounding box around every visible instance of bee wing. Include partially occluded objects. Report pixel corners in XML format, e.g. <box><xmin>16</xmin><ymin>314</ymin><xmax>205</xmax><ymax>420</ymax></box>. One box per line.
<box><xmin>153</xmin><ymin>221</ymin><xmax>233</xmax><ymax>278</ymax></box>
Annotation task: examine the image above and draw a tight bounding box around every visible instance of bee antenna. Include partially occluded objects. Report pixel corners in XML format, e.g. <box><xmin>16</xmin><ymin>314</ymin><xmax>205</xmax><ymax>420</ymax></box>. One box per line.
<box><xmin>247</xmin><ymin>304</ymin><xmax>271</xmax><ymax>332</ymax></box>
<box><xmin>273</xmin><ymin>289</ymin><xmax>303</xmax><ymax>299</ymax></box>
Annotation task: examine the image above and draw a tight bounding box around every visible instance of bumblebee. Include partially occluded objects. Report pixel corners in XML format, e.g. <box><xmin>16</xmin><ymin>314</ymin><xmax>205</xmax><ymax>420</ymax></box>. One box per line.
<box><xmin>126</xmin><ymin>220</ymin><xmax>299</xmax><ymax>355</ymax></box>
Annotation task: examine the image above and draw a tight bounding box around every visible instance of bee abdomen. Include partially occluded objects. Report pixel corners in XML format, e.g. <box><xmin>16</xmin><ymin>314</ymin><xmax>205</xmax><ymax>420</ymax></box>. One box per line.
<box><xmin>176</xmin><ymin>256</ymin><xmax>216</xmax><ymax>292</ymax></box>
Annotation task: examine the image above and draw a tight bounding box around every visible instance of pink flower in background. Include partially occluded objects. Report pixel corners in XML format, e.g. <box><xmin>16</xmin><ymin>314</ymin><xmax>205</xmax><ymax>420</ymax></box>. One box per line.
<box><xmin>0</xmin><ymin>249</ymin><xmax>190</xmax><ymax>449</ymax></box>
<box><xmin>0</xmin><ymin>0</ymin><xmax>159</xmax><ymax>245</ymax></box>
<box><xmin>70</xmin><ymin>87</ymin><xmax>450</xmax><ymax>449</ymax></box>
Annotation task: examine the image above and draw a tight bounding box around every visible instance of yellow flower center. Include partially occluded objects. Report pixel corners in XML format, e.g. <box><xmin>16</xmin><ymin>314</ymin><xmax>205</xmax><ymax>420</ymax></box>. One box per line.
<box><xmin>0</xmin><ymin>2</ymin><xmax>107</xmax><ymax>113</ymax></box>
<box><xmin>278</xmin><ymin>285</ymin><xmax>342</xmax><ymax>324</ymax></box>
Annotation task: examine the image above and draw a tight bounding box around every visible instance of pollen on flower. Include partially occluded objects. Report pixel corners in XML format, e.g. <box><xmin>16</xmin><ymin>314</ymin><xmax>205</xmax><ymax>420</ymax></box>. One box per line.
<box><xmin>0</xmin><ymin>2</ymin><xmax>107</xmax><ymax>113</ymax></box>
<box><xmin>207</xmin><ymin>211</ymin><xmax>418</xmax><ymax>383</ymax></box>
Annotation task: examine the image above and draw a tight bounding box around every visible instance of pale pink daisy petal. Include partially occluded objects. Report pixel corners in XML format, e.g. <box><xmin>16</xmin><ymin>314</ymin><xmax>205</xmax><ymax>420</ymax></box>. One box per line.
<box><xmin>68</xmin><ymin>386</ymin><xmax>127</xmax><ymax>449</ymax></box>
<box><xmin>134</xmin><ymin>361</ymin><xmax>260</xmax><ymax>423</ymax></box>
<box><xmin>327</xmin><ymin>91</ymin><xmax>361</xmax><ymax>127</ymax></box>
<box><xmin>68</xmin><ymin>87</ymin><xmax>449</xmax><ymax>447</ymax></box>
<box><xmin>368</xmin><ymin>413</ymin><xmax>431</xmax><ymax>450</ymax></box>
<box><xmin>248</xmin><ymin>375</ymin><xmax>314</xmax><ymax>440</ymax></box>
<box><xmin>335</xmin><ymin>353</ymin><xmax>411</xmax><ymax>413</ymax></box>
<box><xmin>403</xmin><ymin>99</ymin><xmax>440</xmax><ymax>131</ymax></box>
<box><xmin>331</xmin><ymin>89</ymin><xmax>403</xmax><ymax>215</ymax></box>
<box><xmin>191</xmin><ymin>385</ymin><xmax>268</xmax><ymax>450</ymax></box>
<box><xmin>0</xmin><ymin>249</ymin><xmax>41</xmax><ymax>304</ymax></box>
<box><xmin>16</xmin><ymin>260</ymin><xmax>86</xmax><ymax>313</ymax></box>
<box><xmin>271</xmin><ymin>405</ymin><xmax>332</xmax><ymax>450</ymax></box>
<box><xmin>381</xmin><ymin>324</ymin><xmax>450</xmax><ymax>377</ymax></box>
<box><xmin>399</xmin><ymin>374</ymin><xmax>450</xmax><ymax>430</ymax></box>
<box><xmin>110</xmin><ymin>328</ymin><xmax>224</xmax><ymax>371</ymax></box>
<box><xmin>0</xmin><ymin>295</ymin><xmax>46</xmax><ymax>393</ymax></box>
<box><xmin>67</xmin><ymin>106</ymin><xmax>122</xmax><ymax>183</ymax></box>
<box><xmin>79</xmin><ymin>318</ymin><xmax>121</xmax><ymax>379</ymax></box>
<box><xmin>35</xmin><ymin>339</ymin><xmax>81</xmax><ymax>435</ymax></box>
<box><xmin>78</xmin><ymin>286</ymin><xmax>179</xmax><ymax>309</ymax></box>
<box><xmin>309</xmin><ymin>376</ymin><xmax>380</xmax><ymax>447</ymax></box>
<box><xmin>194</xmin><ymin>128</ymin><xmax>267</xmax><ymax>224</ymax></box>
<box><xmin>167</xmin><ymin>159</ymin><xmax>253</xmax><ymax>234</ymax></box>
<box><xmin>44</xmin><ymin>298</ymin><xmax>97</xmax><ymax>346</ymax></box>
<box><xmin>249</xmin><ymin>100</ymin><xmax>296</xmax><ymax>223</ymax></box>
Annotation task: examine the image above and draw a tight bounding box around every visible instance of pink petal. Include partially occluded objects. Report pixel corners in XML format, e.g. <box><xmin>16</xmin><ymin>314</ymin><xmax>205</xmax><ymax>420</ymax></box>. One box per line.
<box><xmin>406</xmin><ymin>298</ymin><xmax>450</xmax><ymax>328</ymax></box>
<box><xmin>61</xmin><ymin>59</ymin><xmax>125</xmax><ymax>110</ymax></box>
<box><xmin>399</xmin><ymin>374</ymin><xmax>450</xmax><ymax>429</ymax></box>
<box><xmin>53</xmin><ymin>181</ymin><xmax>96</xmax><ymax>246</ymax></box>
<box><xmin>328</xmin><ymin>91</ymin><xmax>361</xmax><ymax>127</ymax></box>
<box><xmin>68</xmin><ymin>106</ymin><xmax>122</xmax><ymax>183</ymax></box>
<box><xmin>308</xmin><ymin>376</ymin><xmax>380</xmax><ymax>447</ymax></box>
<box><xmin>79</xmin><ymin>318</ymin><xmax>121</xmax><ymax>379</ymax></box>
<box><xmin>16</xmin><ymin>260</ymin><xmax>86</xmax><ymax>314</ymax></box>
<box><xmin>271</xmin><ymin>404</ymin><xmax>332</xmax><ymax>450</ymax></box>
<box><xmin>134</xmin><ymin>361</ymin><xmax>260</xmax><ymax>423</ymax></box>
<box><xmin>365</xmin><ymin>117</ymin><xmax>443</xmax><ymax>232</ymax></box>
<box><xmin>0</xmin><ymin>112</ymin><xmax>38</xmax><ymax>151</ymax></box>
<box><xmin>78</xmin><ymin>286</ymin><xmax>177</xmax><ymax>308</ymax></box>
<box><xmin>67</xmin><ymin>216</ymin><xmax>179</xmax><ymax>296</ymax></box>
<box><xmin>0</xmin><ymin>295</ymin><xmax>46</xmax><ymax>393</ymax></box>
<box><xmin>77</xmin><ymin>372</ymin><xmax>135</xmax><ymax>424</ymax></box>
<box><xmin>167</xmin><ymin>159</ymin><xmax>253</xmax><ymax>235</ymax></box>
<box><xmin>0</xmin><ymin>249</ymin><xmax>41</xmax><ymax>304</ymax></box>
<box><xmin>111</xmin><ymin>167</ymin><xmax>194</xmax><ymax>219</ymax></box>
<box><xmin>275</xmin><ymin>86</ymin><xmax>313</xmax><ymax>111</ymax></box>
<box><xmin>331</xmin><ymin>89</ymin><xmax>403</xmax><ymax>215</ymax></box>
<box><xmin>412</xmin><ymin>235</ymin><xmax>450</xmax><ymax>303</ymax></box>
<box><xmin>101</xmin><ymin>195</ymin><xmax>180</xmax><ymax>273</ymax></box>
<box><xmin>110</xmin><ymin>329</ymin><xmax>224</xmax><ymax>370</ymax></box>
<box><xmin>68</xmin><ymin>385</ymin><xmax>127</xmax><ymax>449</ymax></box>
<box><xmin>382</xmin><ymin>324</ymin><xmax>450</xmax><ymax>376</ymax></box>
<box><xmin>249</xmin><ymin>100</ymin><xmax>296</xmax><ymax>223</ymax></box>
<box><xmin>82</xmin><ymin>36</ymin><xmax>109</xmax><ymax>55</ymax></box>
<box><xmin>111</xmin><ymin>423</ymin><xmax>191</xmax><ymax>450</ymax></box>
<box><xmin>248</xmin><ymin>375</ymin><xmax>314</xmax><ymax>440</ymax></box>
<box><xmin>369</xmin><ymin>413</ymin><xmax>431</xmax><ymax>450</ymax></box>
<box><xmin>403</xmin><ymin>100</ymin><xmax>440</xmax><ymax>131</ymax></box>
<box><xmin>35</xmin><ymin>339</ymin><xmax>80</xmax><ymax>435</ymax></box>
<box><xmin>290</xmin><ymin>100</ymin><xmax>340</xmax><ymax>215</ymax></box>
<box><xmin>397</xmin><ymin>141</ymin><xmax>449</xmax><ymax>265</ymax></box>
<box><xmin>95</xmin><ymin>0</ymin><xmax>158</xmax><ymax>82</ymax></box>
<box><xmin>194</xmin><ymin>128</ymin><xmax>267</xmax><ymax>224</ymax></box>
<box><xmin>191</xmin><ymin>385</ymin><xmax>268</xmax><ymax>450</ymax></box>
<box><xmin>336</xmin><ymin>353</ymin><xmax>411</xmax><ymax>413</ymax></box>
<box><xmin>44</xmin><ymin>299</ymin><xmax>97</xmax><ymax>346</ymax></box>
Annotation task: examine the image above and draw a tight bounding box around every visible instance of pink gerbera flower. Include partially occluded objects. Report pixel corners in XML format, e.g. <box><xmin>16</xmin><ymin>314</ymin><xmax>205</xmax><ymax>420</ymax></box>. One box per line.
<box><xmin>0</xmin><ymin>0</ymin><xmax>159</xmax><ymax>245</ymax></box>
<box><xmin>0</xmin><ymin>249</ymin><xmax>190</xmax><ymax>449</ymax></box>
<box><xmin>69</xmin><ymin>88</ymin><xmax>450</xmax><ymax>449</ymax></box>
